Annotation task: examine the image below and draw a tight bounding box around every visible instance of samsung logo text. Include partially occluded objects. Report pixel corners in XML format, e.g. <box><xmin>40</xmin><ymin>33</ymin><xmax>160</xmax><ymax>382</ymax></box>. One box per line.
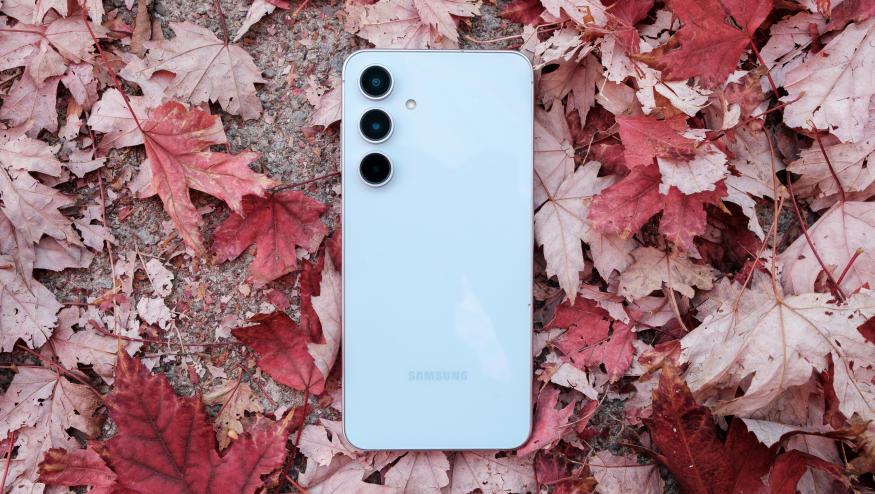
<box><xmin>408</xmin><ymin>370</ymin><xmax>469</xmax><ymax>381</ymax></box>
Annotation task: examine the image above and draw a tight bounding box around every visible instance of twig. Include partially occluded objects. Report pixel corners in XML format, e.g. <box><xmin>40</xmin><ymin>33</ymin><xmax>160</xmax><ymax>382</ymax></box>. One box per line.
<box><xmin>1</xmin><ymin>432</ymin><xmax>15</xmax><ymax>493</ymax></box>
<box><xmin>809</xmin><ymin>121</ymin><xmax>846</xmax><ymax>203</ymax></box>
<box><xmin>270</xmin><ymin>171</ymin><xmax>340</xmax><ymax>193</ymax></box>
<box><xmin>835</xmin><ymin>248</ymin><xmax>863</xmax><ymax>287</ymax></box>
<box><xmin>786</xmin><ymin>177</ymin><xmax>846</xmax><ymax>301</ymax></box>
<box><xmin>283</xmin><ymin>473</ymin><xmax>311</xmax><ymax>494</ymax></box>
<box><xmin>80</xmin><ymin>9</ymin><xmax>143</xmax><ymax>132</ymax></box>
<box><xmin>88</xmin><ymin>319</ymin><xmax>240</xmax><ymax>347</ymax></box>
<box><xmin>750</xmin><ymin>39</ymin><xmax>780</xmax><ymax>100</ymax></box>
<box><xmin>211</xmin><ymin>0</ymin><xmax>229</xmax><ymax>44</ymax></box>
<box><xmin>235</xmin><ymin>364</ymin><xmax>277</xmax><ymax>407</ymax></box>
<box><xmin>13</xmin><ymin>345</ymin><xmax>101</xmax><ymax>395</ymax></box>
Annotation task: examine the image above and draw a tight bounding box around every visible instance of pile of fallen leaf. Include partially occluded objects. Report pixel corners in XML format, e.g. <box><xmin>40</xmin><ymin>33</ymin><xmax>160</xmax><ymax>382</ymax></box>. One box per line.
<box><xmin>1</xmin><ymin>0</ymin><xmax>874</xmax><ymax>492</ymax></box>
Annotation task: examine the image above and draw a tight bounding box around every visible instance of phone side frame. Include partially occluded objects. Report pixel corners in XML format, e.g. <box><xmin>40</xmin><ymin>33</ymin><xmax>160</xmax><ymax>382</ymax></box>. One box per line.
<box><xmin>340</xmin><ymin>49</ymin><xmax>536</xmax><ymax>451</ymax></box>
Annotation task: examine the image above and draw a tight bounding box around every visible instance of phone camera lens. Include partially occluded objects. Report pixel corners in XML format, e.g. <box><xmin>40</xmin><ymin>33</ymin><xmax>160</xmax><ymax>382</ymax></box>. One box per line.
<box><xmin>359</xmin><ymin>109</ymin><xmax>392</xmax><ymax>142</ymax></box>
<box><xmin>359</xmin><ymin>152</ymin><xmax>393</xmax><ymax>186</ymax></box>
<box><xmin>360</xmin><ymin>65</ymin><xmax>392</xmax><ymax>98</ymax></box>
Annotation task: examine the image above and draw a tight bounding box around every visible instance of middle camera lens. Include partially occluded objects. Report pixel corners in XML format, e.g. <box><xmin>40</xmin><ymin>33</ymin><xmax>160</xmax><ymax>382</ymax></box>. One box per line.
<box><xmin>359</xmin><ymin>109</ymin><xmax>392</xmax><ymax>143</ymax></box>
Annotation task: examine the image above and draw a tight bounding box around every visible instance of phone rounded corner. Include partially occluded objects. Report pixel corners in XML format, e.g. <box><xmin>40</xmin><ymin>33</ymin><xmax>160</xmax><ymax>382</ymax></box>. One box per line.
<box><xmin>504</xmin><ymin>416</ymin><xmax>535</xmax><ymax>452</ymax></box>
<box><xmin>340</xmin><ymin>418</ymin><xmax>371</xmax><ymax>451</ymax></box>
<box><xmin>504</xmin><ymin>50</ymin><xmax>534</xmax><ymax>84</ymax></box>
<box><xmin>341</xmin><ymin>50</ymin><xmax>368</xmax><ymax>81</ymax></box>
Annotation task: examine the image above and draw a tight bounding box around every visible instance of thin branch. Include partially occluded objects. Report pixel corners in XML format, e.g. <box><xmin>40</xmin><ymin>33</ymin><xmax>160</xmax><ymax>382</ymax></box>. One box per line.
<box><xmin>809</xmin><ymin>121</ymin><xmax>846</xmax><ymax>203</ymax></box>
<box><xmin>786</xmin><ymin>178</ymin><xmax>846</xmax><ymax>301</ymax></box>
<box><xmin>80</xmin><ymin>9</ymin><xmax>143</xmax><ymax>132</ymax></box>
<box><xmin>211</xmin><ymin>0</ymin><xmax>229</xmax><ymax>44</ymax></box>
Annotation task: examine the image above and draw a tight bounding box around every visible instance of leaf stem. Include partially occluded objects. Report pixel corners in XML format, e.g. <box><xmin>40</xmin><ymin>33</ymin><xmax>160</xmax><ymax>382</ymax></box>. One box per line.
<box><xmin>835</xmin><ymin>248</ymin><xmax>863</xmax><ymax>287</ymax></box>
<box><xmin>235</xmin><ymin>363</ymin><xmax>277</xmax><ymax>407</ymax></box>
<box><xmin>750</xmin><ymin>39</ymin><xmax>780</xmax><ymax>101</ymax></box>
<box><xmin>270</xmin><ymin>170</ymin><xmax>340</xmax><ymax>193</ymax></box>
<box><xmin>809</xmin><ymin>122</ymin><xmax>846</xmax><ymax>203</ymax></box>
<box><xmin>212</xmin><ymin>0</ymin><xmax>229</xmax><ymax>44</ymax></box>
<box><xmin>1</xmin><ymin>431</ymin><xmax>14</xmax><ymax>493</ymax></box>
<box><xmin>80</xmin><ymin>9</ymin><xmax>144</xmax><ymax>133</ymax></box>
<box><xmin>283</xmin><ymin>473</ymin><xmax>311</xmax><ymax>494</ymax></box>
<box><xmin>786</xmin><ymin>177</ymin><xmax>846</xmax><ymax>301</ymax></box>
<box><xmin>87</xmin><ymin>318</ymin><xmax>241</xmax><ymax>347</ymax></box>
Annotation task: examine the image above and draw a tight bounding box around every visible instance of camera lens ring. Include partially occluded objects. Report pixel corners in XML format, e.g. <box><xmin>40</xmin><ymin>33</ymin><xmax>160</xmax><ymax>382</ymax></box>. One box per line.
<box><xmin>359</xmin><ymin>65</ymin><xmax>393</xmax><ymax>99</ymax></box>
<box><xmin>359</xmin><ymin>152</ymin><xmax>394</xmax><ymax>187</ymax></box>
<box><xmin>359</xmin><ymin>108</ymin><xmax>393</xmax><ymax>143</ymax></box>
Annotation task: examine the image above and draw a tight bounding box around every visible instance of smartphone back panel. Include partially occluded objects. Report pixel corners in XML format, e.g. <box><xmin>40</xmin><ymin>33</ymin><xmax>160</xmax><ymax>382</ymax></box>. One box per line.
<box><xmin>342</xmin><ymin>50</ymin><xmax>533</xmax><ymax>450</ymax></box>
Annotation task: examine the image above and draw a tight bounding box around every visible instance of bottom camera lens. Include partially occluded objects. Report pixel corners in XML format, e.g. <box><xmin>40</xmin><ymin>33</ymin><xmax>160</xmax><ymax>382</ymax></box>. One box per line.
<box><xmin>359</xmin><ymin>152</ymin><xmax>393</xmax><ymax>186</ymax></box>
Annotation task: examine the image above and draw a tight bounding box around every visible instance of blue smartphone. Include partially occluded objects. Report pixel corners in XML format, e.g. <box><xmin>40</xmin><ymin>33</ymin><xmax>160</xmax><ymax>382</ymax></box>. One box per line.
<box><xmin>342</xmin><ymin>50</ymin><xmax>534</xmax><ymax>450</ymax></box>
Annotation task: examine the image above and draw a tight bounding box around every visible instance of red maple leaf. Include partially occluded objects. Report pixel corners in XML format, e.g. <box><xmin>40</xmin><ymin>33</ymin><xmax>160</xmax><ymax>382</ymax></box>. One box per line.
<box><xmin>39</xmin><ymin>447</ymin><xmax>118</xmax><ymax>492</ymax></box>
<box><xmin>635</xmin><ymin>0</ymin><xmax>773</xmax><ymax>87</ymax></box>
<box><xmin>211</xmin><ymin>190</ymin><xmax>329</xmax><ymax>285</ymax></box>
<box><xmin>546</xmin><ymin>298</ymin><xmax>635</xmax><ymax>381</ymax></box>
<box><xmin>587</xmin><ymin>164</ymin><xmax>727</xmax><ymax>251</ymax></box>
<box><xmin>516</xmin><ymin>385</ymin><xmax>578</xmax><ymax>456</ymax></box>
<box><xmin>232</xmin><ymin>311</ymin><xmax>325</xmax><ymax>394</ymax></box>
<box><xmin>499</xmin><ymin>0</ymin><xmax>544</xmax><ymax>24</ymax></box>
<box><xmin>615</xmin><ymin>115</ymin><xmax>697</xmax><ymax>169</ymax></box>
<box><xmin>644</xmin><ymin>364</ymin><xmax>775</xmax><ymax>493</ymax></box>
<box><xmin>101</xmin><ymin>351</ymin><xmax>293</xmax><ymax>493</ymax></box>
<box><xmin>139</xmin><ymin>101</ymin><xmax>279</xmax><ymax>256</ymax></box>
<box><xmin>644</xmin><ymin>364</ymin><xmax>848</xmax><ymax>494</ymax></box>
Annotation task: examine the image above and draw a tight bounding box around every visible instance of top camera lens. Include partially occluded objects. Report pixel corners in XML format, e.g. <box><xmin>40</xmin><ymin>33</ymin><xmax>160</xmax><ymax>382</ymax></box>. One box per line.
<box><xmin>360</xmin><ymin>65</ymin><xmax>392</xmax><ymax>99</ymax></box>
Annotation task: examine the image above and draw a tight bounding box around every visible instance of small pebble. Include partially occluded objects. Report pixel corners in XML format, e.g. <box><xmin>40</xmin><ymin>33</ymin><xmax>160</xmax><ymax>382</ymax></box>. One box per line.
<box><xmin>196</xmin><ymin>6</ymin><xmax>206</xmax><ymax>14</ymax></box>
<box><xmin>262</xmin><ymin>68</ymin><xmax>276</xmax><ymax>79</ymax></box>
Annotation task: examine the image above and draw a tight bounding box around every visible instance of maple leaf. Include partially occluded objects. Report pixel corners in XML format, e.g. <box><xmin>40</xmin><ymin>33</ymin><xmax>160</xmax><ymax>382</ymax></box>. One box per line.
<box><xmin>534</xmin><ymin>104</ymin><xmax>575</xmax><ymax>208</ymax></box>
<box><xmin>0</xmin><ymin>125</ymin><xmax>62</xmax><ymax>176</ymax></box>
<box><xmin>681</xmin><ymin>270</ymin><xmax>875</xmax><ymax>419</ymax></box>
<box><xmin>0</xmin><ymin>165</ymin><xmax>79</xmax><ymax>246</ymax></box>
<box><xmin>43</xmin><ymin>307</ymin><xmax>128</xmax><ymax>384</ymax></box>
<box><xmin>615</xmin><ymin>114</ymin><xmax>696</xmax><ymax>169</ymax></box>
<box><xmin>384</xmin><ymin>451</ymin><xmax>450</xmax><ymax>493</ymax></box>
<box><xmin>588</xmin><ymin>165</ymin><xmax>728</xmax><ymax>250</ymax></box>
<box><xmin>308</xmin><ymin>83</ymin><xmax>342</xmax><ymax>128</ymax></box>
<box><xmin>87</xmin><ymin>88</ymin><xmax>152</xmax><ymax>151</ymax></box>
<box><xmin>499</xmin><ymin>0</ymin><xmax>544</xmax><ymax>24</ymax></box>
<box><xmin>233</xmin><ymin>0</ymin><xmax>283</xmax><ymax>42</ymax></box>
<box><xmin>723</xmin><ymin>125</ymin><xmax>781</xmax><ymax>239</ymax></box>
<box><xmin>778</xmin><ymin>201</ymin><xmax>875</xmax><ymax>296</ymax></box>
<box><xmin>782</xmin><ymin>17</ymin><xmax>875</xmax><ymax>143</ymax></box>
<box><xmin>615</xmin><ymin>115</ymin><xmax>728</xmax><ymax>196</ymax></box>
<box><xmin>516</xmin><ymin>385</ymin><xmax>578</xmax><ymax>456</ymax></box>
<box><xmin>139</xmin><ymin>22</ymin><xmax>265</xmax><ymax>120</ymax></box>
<box><xmin>232</xmin><ymin>311</ymin><xmax>325</xmax><ymax>394</ymax></box>
<box><xmin>618</xmin><ymin>246</ymin><xmax>714</xmax><ymax>301</ymax></box>
<box><xmin>644</xmin><ymin>364</ymin><xmax>779</xmax><ymax>494</ymax></box>
<box><xmin>535</xmin><ymin>161</ymin><xmax>636</xmax><ymax>300</ymax></box>
<box><xmin>211</xmin><ymin>190</ymin><xmax>329</xmax><ymax>285</ymax></box>
<box><xmin>589</xmin><ymin>451</ymin><xmax>664</xmax><ymax>494</ymax></box>
<box><xmin>0</xmin><ymin>69</ymin><xmax>60</xmax><ymax>137</ymax></box>
<box><xmin>788</xmin><ymin>124</ymin><xmax>875</xmax><ymax>199</ymax></box>
<box><xmin>0</xmin><ymin>366</ymin><xmax>102</xmax><ymax>490</ymax></box>
<box><xmin>0</xmin><ymin>254</ymin><xmax>62</xmax><ymax>351</ymax></box>
<box><xmin>136</xmin><ymin>101</ymin><xmax>279</xmax><ymax>255</ymax></box>
<box><xmin>637</xmin><ymin>0</ymin><xmax>772</xmax><ymax>87</ymax></box>
<box><xmin>538</xmin><ymin>55</ymin><xmax>600</xmax><ymax>122</ymax></box>
<box><xmin>0</xmin><ymin>16</ymin><xmax>108</xmax><ymax>86</ymax></box>
<box><xmin>39</xmin><ymin>447</ymin><xmax>118</xmax><ymax>491</ymax></box>
<box><xmin>451</xmin><ymin>451</ymin><xmax>536</xmax><ymax>494</ymax></box>
<box><xmin>541</xmin><ymin>0</ymin><xmax>610</xmax><ymax>26</ymax></box>
<box><xmin>104</xmin><ymin>350</ymin><xmax>293</xmax><ymax>493</ymax></box>
<box><xmin>345</xmin><ymin>0</ymin><xmax>480</xmax><ymax>49</ymax></box>
<box><xmin>547</xmin><ymin>297</ymin><xmax>636</xmax><ymax>380</ymax></box>
<box><xmin>308</xmin><ymin>255</ymin><xmax>342</xmax><ymax>383</ymax></box>
<box><xmin>203</xmin><ymin>377</ymin><xmax>265</xmax><ymax>450</ymax></box>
